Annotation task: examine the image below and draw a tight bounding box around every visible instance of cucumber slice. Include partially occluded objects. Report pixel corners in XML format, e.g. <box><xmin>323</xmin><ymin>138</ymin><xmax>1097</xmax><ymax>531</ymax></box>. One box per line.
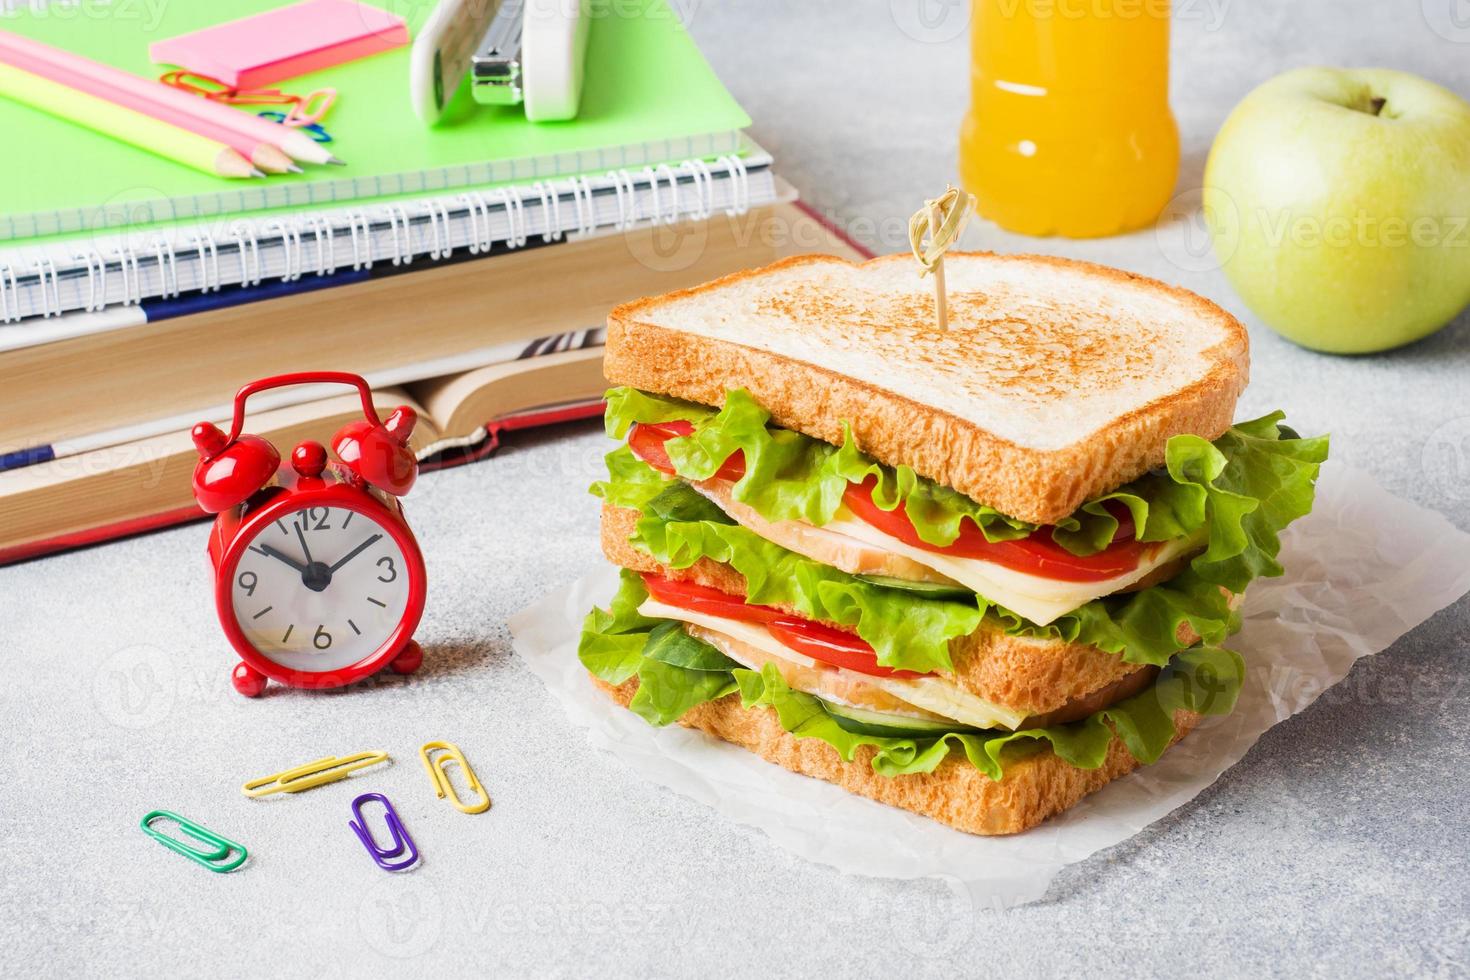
<box><xmin>854</xmin><ymin>574</ymin><xmax>974</xmax><ymax>600</ymax></box>
<box><xmin>821</xmin><ymin>699</ymin><xmax>978</xmax><ymax>738</ymax></box>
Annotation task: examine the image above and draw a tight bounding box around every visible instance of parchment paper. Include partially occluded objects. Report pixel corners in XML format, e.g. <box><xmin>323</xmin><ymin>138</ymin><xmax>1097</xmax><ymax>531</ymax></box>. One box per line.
<box><xmin>509</xmin><ymin>462</ymin><xmax>1470</xmax><ymax>908</ymax></box>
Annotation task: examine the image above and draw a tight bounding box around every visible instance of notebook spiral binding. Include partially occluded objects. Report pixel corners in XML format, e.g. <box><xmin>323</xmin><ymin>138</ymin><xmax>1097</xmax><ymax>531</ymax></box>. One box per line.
<box><xmin>0</xmin><ymin>153</ymin><xmax>763</xmax><ymax>322</ymax></box>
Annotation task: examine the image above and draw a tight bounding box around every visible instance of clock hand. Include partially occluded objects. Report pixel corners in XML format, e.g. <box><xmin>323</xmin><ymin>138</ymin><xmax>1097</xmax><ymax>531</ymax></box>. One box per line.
<box><xmin>256</xmin><ymin>543</ymin><xmax>308</xmax><ymax>574</ymax></box>
<box><xmin>295</xmin><ymin>521</ymin><xmax>315</xmax><ymax>565</ymax></box>
<box><xmin>329</xmin><ymin>533</ymin><xmax>383</xmax><ymax>573</ymax></box>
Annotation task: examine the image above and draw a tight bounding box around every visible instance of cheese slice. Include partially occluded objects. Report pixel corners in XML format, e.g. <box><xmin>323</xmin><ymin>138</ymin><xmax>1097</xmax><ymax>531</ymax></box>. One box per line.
<box><xmin>638</xmin><ymin>597</ymin><xmax>1028</xmax><ymax>730</ymax></box>
<box><xmin>821</xmin><ymin>510</ymin><xmax>1205</xmax><ymax>626</ymax></box>
<box><xmin>689</xmin><ymin>478</ymin><xmax>1202</xmax><ymax>626</ymax></box>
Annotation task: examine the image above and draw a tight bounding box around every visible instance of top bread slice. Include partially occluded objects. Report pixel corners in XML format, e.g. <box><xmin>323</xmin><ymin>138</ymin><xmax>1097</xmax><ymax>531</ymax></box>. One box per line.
<box><xmin>605</xmin><ymin>252</ymin><xmax>1249</xmax><ymax>525</ymax></box>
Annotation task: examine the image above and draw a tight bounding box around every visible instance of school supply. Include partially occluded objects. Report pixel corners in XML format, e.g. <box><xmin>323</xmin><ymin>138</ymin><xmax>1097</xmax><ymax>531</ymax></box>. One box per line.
<box><xmin>470</xmin><ymin>0</ymin><xmax>591</xmax><ymax>120</ymax></box>
<box><xmin>410</xmin><ymin>0</ymin><xmax>507</xmax><ymax>123</ymax></box>
<box><xmin>0</xmin><ymin>153</ymin><xmax>774</xmax><ymax>321</ymax></box>
<box><xmin>242</xmin><ymin>751</ymin><xmax>391</xmax><ymax>797</ymax></box>
<box><xmin>149</xmin><ymin>0</ymin><xmax>409</xmax><ymax>91</ymax></box>
<box><xmin>0</xmin><ymin>28</ymin><xmax>338</xmax><ymax>170</ymax></box>
<box><xmin>0</xmin><ymin>1</ymin><xmax>749</xmax><ymax>238</ymax></box>
<box><xmin>158</xmin><ymin>69</ymin><xmax>337</xmax><ymax>132</ymax></box>
<box><xmin>421</xmin><ymin>741</ymin><xmax>491</xmax><ymax>814</ymax></box>
<box><xmin>140</xmin><ymin>811</ymin><xmax>249</xmax><ymax>873</ymax></box>
<box><xmin>0</xmin><ymin>50</ymin><xmax>299</xmax><ymax>174</ymax></box>
<box><xmin>0</xmin><ymin>62</ymin><xmax>260</xmax><ymax>179</ymax></box>
<box><xmin>348</xmin><ymin>793</ymin><xmax>420</xmax><ymax>871</ymax></box>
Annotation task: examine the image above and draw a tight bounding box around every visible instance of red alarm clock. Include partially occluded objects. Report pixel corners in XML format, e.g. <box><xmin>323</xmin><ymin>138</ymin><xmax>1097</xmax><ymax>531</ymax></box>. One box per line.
<box><xmin>192</xmin><ymin>372</ymin><xmax>428</xmax><ymax>698</ymax></box>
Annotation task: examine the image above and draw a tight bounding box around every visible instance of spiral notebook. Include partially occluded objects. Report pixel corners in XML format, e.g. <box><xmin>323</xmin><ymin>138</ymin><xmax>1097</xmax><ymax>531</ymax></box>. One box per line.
<box><xmin>0</xmin><ymin>151</ymin><xmax>774</xmax><ymax>321</ymax></box>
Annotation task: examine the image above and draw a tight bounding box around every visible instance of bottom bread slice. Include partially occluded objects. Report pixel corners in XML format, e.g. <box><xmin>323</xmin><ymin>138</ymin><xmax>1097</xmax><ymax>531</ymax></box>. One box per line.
<box><xmin>591</xmin><ymin>673</ymin><xmax>1202</xmax><ymax>836</ymax></box>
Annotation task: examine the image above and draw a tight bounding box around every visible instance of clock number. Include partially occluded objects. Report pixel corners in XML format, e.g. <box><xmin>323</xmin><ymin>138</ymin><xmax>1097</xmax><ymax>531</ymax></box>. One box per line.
<box><xmin>298</xmin><ymin>507</ymin><xmax>330</xmax><ymax>532</ymax></box>
<box><xmin>376</xmin><ymin>556</ymin><xmax>397</xmax><ymax>583</ymax></box>
<box><xmin>313</xmin><ymin>625</ymin><xmax>332</xmax><ymax>650</ymax></box>
<box><xmin>238</xmin><ymin>571</ymin><xmax>258</xmax><ymax>597</ymax></box>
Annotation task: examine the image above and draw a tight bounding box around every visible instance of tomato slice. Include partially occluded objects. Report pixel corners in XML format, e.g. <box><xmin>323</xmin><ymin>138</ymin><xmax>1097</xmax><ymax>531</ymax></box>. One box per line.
<box><xmin>842</xmin><ymin>478</ymin><xmax>1149</xmax><ymax>582</ymax></box>
<box><xmin>766</xmin><ymin>618</ymin><xmax>926</xmax><ymax>679</ymax></box>
<box><xmin>628</xmin><ymin>421</ymin><xmax>746</xmax><ymax>482</ymax></box>
<box><xmin>641</xmin><ymin>573</ymin><xmax>784</xmax><ymax>625</ymax></box>
<box><xmin>641</xmin><ymin>573</ymin><xmax>928</xmax><ymax>679</ymax></box>
<box><xmin>627</xmin><ymin>423</ymin><xmax>1146</xmax><ymax>582</ymax></box>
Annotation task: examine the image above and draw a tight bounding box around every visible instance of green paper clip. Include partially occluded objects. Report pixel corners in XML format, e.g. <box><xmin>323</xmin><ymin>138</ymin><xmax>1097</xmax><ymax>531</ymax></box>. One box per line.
<box><xmin>140</xmin><ymin>810</ymin><xmax>248</xmax><ymax>873</ymax></box>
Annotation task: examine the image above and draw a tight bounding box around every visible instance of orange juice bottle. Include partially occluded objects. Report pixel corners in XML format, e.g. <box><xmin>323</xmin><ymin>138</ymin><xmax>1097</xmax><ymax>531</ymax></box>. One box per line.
<box><xmin>959</xmin><ymin>0</ymin><xmax>1180</xmax><ymax>238</ymax></box>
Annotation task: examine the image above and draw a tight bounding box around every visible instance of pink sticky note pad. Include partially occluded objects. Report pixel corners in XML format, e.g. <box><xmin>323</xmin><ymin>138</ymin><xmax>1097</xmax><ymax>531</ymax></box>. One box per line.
<box><xmin>150</xmin><ymin>0</ymin><xmax>409</xmax><ymax>89</ymax></box>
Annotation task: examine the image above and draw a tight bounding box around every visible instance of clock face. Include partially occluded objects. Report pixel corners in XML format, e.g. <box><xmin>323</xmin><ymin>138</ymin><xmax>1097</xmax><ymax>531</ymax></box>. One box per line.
<box><xmin>230</xmin><ymin>504</ymin><xmax>412</xmax><ymax>673</ymax></box>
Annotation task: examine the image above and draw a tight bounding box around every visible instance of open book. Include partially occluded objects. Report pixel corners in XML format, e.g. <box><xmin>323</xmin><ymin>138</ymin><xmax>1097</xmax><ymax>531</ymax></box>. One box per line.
<box><xmin>0</xmin><ymin>347</ymin><xmax>607</xmax><ymax>563</ymax></box>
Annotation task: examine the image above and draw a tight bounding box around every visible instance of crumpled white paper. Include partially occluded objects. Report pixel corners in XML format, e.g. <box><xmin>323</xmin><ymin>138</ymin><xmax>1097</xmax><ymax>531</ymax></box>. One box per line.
<box><xmin>509</xmin><ymin>462</ymin><xmax>1470</xmax><ymax>908</ymax></box>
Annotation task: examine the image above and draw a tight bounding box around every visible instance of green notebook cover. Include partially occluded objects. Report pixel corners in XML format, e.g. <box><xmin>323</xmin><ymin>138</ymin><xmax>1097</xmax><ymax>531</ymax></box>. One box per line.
<box><xmin>0</xmin><ymin>0</ymin><xmax>750</xmax><ymax>242</ymax></box>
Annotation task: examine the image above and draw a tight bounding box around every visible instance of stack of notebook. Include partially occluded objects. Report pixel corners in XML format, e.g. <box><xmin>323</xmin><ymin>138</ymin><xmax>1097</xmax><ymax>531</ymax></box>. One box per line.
<box><xmin>0</xmin><ymin>0</ymin><xmax>867</xmax><ymax>562</ymax></box>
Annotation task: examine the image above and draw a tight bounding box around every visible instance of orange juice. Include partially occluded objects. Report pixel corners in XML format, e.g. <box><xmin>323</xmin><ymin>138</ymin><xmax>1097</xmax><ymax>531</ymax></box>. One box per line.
<box><xmin>959</xmin><ymin>0</ymin><xmax>1179</xmax><ymax>238</ymax></box>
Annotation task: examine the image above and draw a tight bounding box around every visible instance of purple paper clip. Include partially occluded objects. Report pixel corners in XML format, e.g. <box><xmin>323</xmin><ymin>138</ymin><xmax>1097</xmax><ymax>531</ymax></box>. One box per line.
<box><xmin>348</xmin><ymin>793</ymin><xmax>419</xmax><ymax>871</ymax></box>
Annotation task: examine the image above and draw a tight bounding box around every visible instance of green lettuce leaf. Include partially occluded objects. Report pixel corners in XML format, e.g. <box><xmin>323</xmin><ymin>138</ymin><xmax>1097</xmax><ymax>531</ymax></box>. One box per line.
<box><xmin>602</xmin><ymin>387</ymin><xmax>1329</xmax><ymax>567</ymax></box>
<box><xmin>576</xmin><ymin>571</ymin><xmax>739</xmax><ymax>726</ymax></box>
<box><xmin>589</xmin><ymin>443</ymin><xmax>671</xmax><ymax>512</ymax></box>
<box><xmin>628</xmin><ymin>657</ymin><xmax>738</xmax><ymax>727</ymax></box>
<box><xmin>735</xmin><ymin>645</ymin><xmax>1242</xmax><ymax>779</ymax></box>
<box><xmin>642</xmin><ymin>619</ymin><xmax>743</xmax><ymax>672</ymax></box>
<box><xmin>632</xmin><ymin>500</ymin><xmax>980</xmax><ymax>673</ymax></box>
<box><xmin>600</xmin><ymin>455</ymin><xmax>1235</xmax><ymax>671</ymax></box>
<box><xmin>576</xmin><ymin>568</ymin><xmax>662</xmax><ymax>685</ymax></box>
<box><xmin>578</xmin><ymin>579</ymin><xmax>1245</xmax><ymax>782</ymax></box>
<box><xmin>597</xmin><ymin>390</ymin><xmax>1326</xmax><ymax>672</ymax></box>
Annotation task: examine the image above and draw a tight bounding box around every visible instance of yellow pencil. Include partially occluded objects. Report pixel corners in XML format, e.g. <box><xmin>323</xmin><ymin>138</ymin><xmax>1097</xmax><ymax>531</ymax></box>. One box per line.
<box><xmin>0</xmin><ymin>61</ymin><xmax>261</xmax><ymax>179</ymax></box>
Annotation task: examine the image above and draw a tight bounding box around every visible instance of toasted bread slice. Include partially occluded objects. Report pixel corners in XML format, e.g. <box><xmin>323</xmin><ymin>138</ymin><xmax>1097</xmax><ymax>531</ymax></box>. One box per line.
<box><xmin>605</xmin><ymin>252</ymin><xmax>1249</xmax><ymax>525</ymax></box>
<box><xmin>601</xmin><ymin>503</ymin><xmax>1201</xmax><ymax>721</ymax></box>
<box><xmin>592</xmin><ymin>673</ymin><xmax>1201</xmax><ymax>836</ymax></box>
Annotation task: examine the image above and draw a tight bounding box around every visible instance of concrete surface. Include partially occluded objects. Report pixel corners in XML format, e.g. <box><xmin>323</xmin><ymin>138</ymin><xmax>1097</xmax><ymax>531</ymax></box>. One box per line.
<box><xmin>3</xmin><ymin>1</ymin><xmax>1469</xmax><ymax>977</ymax></box>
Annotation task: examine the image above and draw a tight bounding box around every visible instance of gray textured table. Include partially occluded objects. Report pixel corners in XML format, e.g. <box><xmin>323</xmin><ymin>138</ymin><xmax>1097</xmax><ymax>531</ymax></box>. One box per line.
<box><xmin>4</xmin><ymin>2</ymin><xmax>1468</xmax><ymax>976</ymax></box>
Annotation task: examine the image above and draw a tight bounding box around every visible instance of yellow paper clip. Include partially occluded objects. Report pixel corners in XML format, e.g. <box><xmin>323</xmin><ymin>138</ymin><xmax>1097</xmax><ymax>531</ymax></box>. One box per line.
<box><xmin>241</xmin><ymin>751</ymin><xmax>390</xmax><ymax>798</ymax></box>
<box><xmin>419</xmin><ymin>740</ymin><xmax>490</xmax><ymax>814</ymax></box>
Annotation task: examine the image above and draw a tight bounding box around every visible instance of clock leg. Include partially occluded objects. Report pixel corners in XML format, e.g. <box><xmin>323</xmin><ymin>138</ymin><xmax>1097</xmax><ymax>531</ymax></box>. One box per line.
<box><xmin>389</xmin><ymin>639</ymin><xmax>423</xmax><ymax>675</ymax></box>
<box><xmin>232</xmin><ymin>661</ymin><xmax>268</xmax><ymax>698</ymax></box>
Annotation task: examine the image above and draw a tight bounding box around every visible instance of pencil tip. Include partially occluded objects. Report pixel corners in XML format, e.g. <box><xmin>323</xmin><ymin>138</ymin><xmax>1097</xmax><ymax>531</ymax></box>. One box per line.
<box><xmin>288</xmin><ymin>165</ymin><xmax>304</xmax><ymax>173</ymax></box>
<box><xmin>326</xmin><ymin>156</ymin><xmax>347</xmax><ymax>166</ymax></box>
<box><xmin>250</xmin><ymin>168</ymin><xmax>268</xmax><ymax>178</ymax></box>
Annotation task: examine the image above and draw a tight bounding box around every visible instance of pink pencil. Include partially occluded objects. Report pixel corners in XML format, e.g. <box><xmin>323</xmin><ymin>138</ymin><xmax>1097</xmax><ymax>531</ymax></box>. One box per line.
<box><xmin>2</xmin><ymin>40</ymin><xmax>298</xmax><ymax>174</ymax></box>
<box><xmin>0</xmin><ymin>29</ymin><xmax>342</xmax><ymax>166</ymax></box>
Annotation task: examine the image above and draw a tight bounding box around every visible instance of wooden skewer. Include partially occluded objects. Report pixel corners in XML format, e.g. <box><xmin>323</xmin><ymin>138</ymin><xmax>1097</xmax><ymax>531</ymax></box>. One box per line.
<box><xmin>928</xmin><ymin>199</ymin><xmax>949</xmax><ymax>331</ymax></box>
<box><xmin>909</xmin><ymin>185</ymin><xmax>975</xmax><ymax>331</ymax></box>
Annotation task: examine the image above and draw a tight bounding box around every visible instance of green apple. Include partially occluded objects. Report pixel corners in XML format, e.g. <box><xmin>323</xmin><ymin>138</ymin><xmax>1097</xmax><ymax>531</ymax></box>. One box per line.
<box><xmin>1204</xmin><ymin>67</ymin><xmax>1470</xmax><ymax>354</ymax></box>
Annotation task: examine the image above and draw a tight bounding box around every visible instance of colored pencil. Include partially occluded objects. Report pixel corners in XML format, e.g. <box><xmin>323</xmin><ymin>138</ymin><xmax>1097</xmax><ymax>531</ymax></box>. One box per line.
<box><xmin>0</xmin><ymin>39</ymin><xmax>298</xmax><ymax>174</ymax></box>
<box><xmin>0</xmin><ymin>62</ymin><xmax>260</xmax><ymax>179</ymax></box>
<box><xmin>0</xmin><ymin>29</ymin><xmax>341</xmax><ymax>166</ymax></box>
